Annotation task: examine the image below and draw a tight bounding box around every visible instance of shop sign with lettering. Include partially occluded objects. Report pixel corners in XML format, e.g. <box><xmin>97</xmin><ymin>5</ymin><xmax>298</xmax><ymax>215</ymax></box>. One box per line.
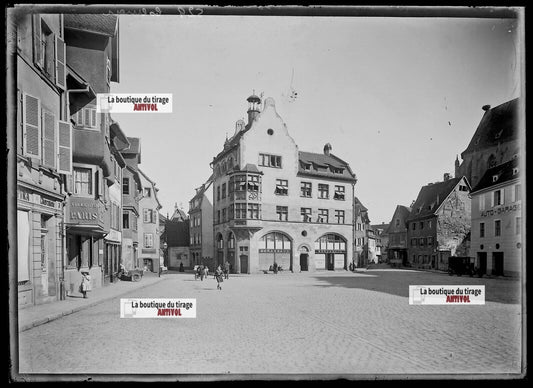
<box><xmin>481</xmin><ymin>203</ymin><xmax>521</xmax><ymax>218</ymax></box>
<box><xmin>67</xmin><ymin>197</ymin><xmax>105</xmax><ymax>227</ymax></box>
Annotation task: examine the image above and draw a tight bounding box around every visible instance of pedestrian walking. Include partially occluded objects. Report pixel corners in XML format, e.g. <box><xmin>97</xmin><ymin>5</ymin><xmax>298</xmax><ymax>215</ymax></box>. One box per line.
<box><xmin>215</xmin><ymin>265</ymin><xmax>224</xmax><ymax>290</ymax></box>
<box><xmin>273</xmin><ymin>262</ymin><xmax>278</xmax><ymax>274</ymax></box>
<box><xmin>223</xmin><ymin>261</ymin><xmax>230</xmax><ymax>279</ymax></box>
<box><xmin>204</xmin><ymin>265</ymin><xmax>209</xmax><ymax>279</ymax></box>
<box><xmin>79</xmin><ymin>271</ymin><xmax>91</xmax><ymax>298</ymax></box>
<box><xmin>179</xmin><ymin>262</ymin><xmax>184</xmax><ymax>272</ymax></box>
<box><xmin>199</xmin><ymin>264</ymin><xmax>205</xmax><ymax>281</ymax></box>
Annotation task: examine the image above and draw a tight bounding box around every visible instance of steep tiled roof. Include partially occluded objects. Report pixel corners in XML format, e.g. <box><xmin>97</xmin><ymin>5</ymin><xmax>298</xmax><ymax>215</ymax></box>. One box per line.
<box><xmin>298</xmin><ymin>151</ymin><xmax>356</xmax><ymax>182</ymax></box>
<box><xmin>64</xmin><ymin>14</ymin><xmax>118</xmax><ymax>36</ymax></box>
<box><xmin>462</xmin><ymin>98</ymin><xmax>519</xmax><ymax>156</ymax></box>
<box><xmin>471</xmin><ymin>158</ymin><xmax>520</xmax><ymax>193</ymax></box>
<box><xmin>386</xmin><ymin>205</ymin><xmax>412</xmax><ymax>233</ymax></box>
<box><xmin>407</xmin><ymin>178</ymin><xmax>463</xmax><ymax>221</ymax></box>
<box><xmin>354</xmin><ymin>196</ymin><xmax>368</xmax><ymax>212</ymax></box>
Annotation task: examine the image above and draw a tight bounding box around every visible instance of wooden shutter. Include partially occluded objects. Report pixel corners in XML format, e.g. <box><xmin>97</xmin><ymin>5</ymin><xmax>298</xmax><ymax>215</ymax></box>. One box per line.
<box><xmin>57</xmin><ymin>120</ymin><xmax>72</xmax><ymax>174</ymax></box>
<box><xmin>23</xmin><ymin>93</ymin><xmax>41</xmax><ymax>158</ymax></box>
<box><xmin>84</xmin><ymin>108</ymin><xmax>91</xmax><ymax>127</ymax></box>
<box><xmin>32</xmin><ymin>15</ymin><xmax>42</xmax><ymax>68</ymax></box>
<box><xmin>55</xmin><ymin>36</ymin><xmax>66</xmax><ymax>90</ymax></box>
<box><xmin>41</xmin><ymin>109</ymin><xmax>56</xmax><ymax>168</ymax></box>
<box><xmin>91</xmin><ymin>108</ymin><xmax>97</xmax><ymax>128</ymax></box>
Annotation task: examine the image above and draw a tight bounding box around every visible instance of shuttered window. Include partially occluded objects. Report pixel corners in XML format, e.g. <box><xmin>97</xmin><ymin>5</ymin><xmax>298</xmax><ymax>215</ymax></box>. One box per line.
<box><xmin>57</xmin><ymin>120</ymin><xmax>72</xmax><ymax>174</ymax></box>
<box><xmin>23</xmin><ymin>93</ymin><xmax>41</xmax><ymax>158</ymax></box>
<box><xmin>55</xmin><ymin>36</ymin><xmax>66</xmax><ymax>89</ymax></box>
<box><xmin>41</xmin><ymin>109</ymin><xmax>56</xmax><ymax>168</ymax></box>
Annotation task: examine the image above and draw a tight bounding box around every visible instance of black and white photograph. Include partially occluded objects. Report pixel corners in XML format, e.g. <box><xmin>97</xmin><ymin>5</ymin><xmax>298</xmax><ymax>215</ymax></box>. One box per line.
<box><xmin>6</xmin><ymin>4</ymin><xmax>525</xmax><ymax>381</ymax></box>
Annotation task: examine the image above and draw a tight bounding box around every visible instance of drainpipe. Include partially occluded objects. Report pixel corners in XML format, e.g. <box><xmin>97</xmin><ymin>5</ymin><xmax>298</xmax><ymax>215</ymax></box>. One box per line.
<box><xmin>351</xmin><ymin>182</ymin><xmax>356</xmax><ymax>271</ymax></box>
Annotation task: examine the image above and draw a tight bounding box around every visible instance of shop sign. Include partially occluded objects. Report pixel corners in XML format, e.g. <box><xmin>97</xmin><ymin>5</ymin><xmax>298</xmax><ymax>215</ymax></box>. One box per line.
<box><xmin>481</xmin><ymin>203</ymin><xmax>521</xmax><ymax>218</ymax></box>
<box><xmin>259</xmin><ymin>249</ymin><xmax>291</xmax><ymax>253</ymax></box>
<box><xmin>315</xmin><ymin>249</ymin><xmax>345</xmax><ymax>254</ymax></box>
<box><xmin>67</xmin><ymin>197</ymin><xmax>105</xmax><ymax>227</ymax></box>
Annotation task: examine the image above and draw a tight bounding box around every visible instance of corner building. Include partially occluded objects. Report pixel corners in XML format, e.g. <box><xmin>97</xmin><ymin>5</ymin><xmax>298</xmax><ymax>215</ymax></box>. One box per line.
<box><xmin>211</xmin><ymin>95</ymin><xmax>356</xmax><ymax>273</ymax></box>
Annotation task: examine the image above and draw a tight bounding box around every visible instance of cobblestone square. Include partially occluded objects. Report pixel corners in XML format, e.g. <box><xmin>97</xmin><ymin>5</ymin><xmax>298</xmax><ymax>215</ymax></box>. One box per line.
<box><xmin>17</xmin><ymin>269</ymin><xmax>523</xmax><ymax>379</ymax></box>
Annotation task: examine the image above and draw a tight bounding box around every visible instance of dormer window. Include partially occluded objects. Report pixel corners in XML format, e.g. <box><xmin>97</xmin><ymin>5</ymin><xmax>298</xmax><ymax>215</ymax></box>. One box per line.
<box><xmin>331</xmin><ymin>166</ymin><xmax>344</xmax><ymax>174</ymax></box>
<box><xmin>492</xmin><ymin>175</ymin><xmax>499</xmax><ymax>183</ymax></box>
<box><xmin>513</xmin><ymin>167</ymin><xmax>519</xmax><ymax>176</ymax></box>
<box><xmin>301</xmin><ymin>161</ymin><xmax>311</xmax><ymax>170</ymax></box>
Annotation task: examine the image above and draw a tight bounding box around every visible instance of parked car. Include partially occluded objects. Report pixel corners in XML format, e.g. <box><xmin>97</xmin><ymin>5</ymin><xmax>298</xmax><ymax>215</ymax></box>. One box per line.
<box><xmin>448</xmin><ymin>256</ymin><xmax>476</xmax><ymax>277</ymax></box>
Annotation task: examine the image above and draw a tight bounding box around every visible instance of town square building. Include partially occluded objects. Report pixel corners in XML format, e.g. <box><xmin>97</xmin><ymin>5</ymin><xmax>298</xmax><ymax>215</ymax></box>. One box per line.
<box><xmin>211</xmin><ymin>94</ymin><xmax>357</xmax><ymax>273</ymax></box>
<box><xmin>470</xmin><ymin>158</ymin><xmax>522</xmax><ymax>277</ymax></box>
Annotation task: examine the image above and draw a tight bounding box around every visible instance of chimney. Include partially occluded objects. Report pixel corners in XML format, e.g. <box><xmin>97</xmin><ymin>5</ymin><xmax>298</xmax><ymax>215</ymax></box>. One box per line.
<box><xmin>323</xmin><ymin>143</ymin><xmax>332</xmax><ymax>156</ymax></box>
<box><xmin>443</xmin><ymin>173</ymin><xmax>451</xmax><ymax>181</ymax></box>
<box><xmin>482</xmin><ymin>104</ymin><xmax>491</xmax><ymax>111</ymax></box>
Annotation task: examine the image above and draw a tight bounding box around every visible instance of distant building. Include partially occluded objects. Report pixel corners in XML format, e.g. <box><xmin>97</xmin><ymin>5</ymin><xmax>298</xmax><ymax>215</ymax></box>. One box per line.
<box><xmin>166</xmin><ymin>219</ymin><xmax>191</xmax><ymax>270</ymax></box>
<box><xmin>455</xmin><ymin>98</ymin><xmax>520</xmax><ymax>189</ymax></box>
<box><xmin>371</xmin><ymin>223</ymin><xmax>389</xmax><ymax>263</ymax></box>
<box><xmin>137</xmin><ymin>168</ymin><xmax>162</xmax><ymax>272</ymax></box>
<box><xmin>211</xmin><ymin>94</ymin><xmax>357</xmax><ymax>273</ymax></box>
<box><xmin>470</xmin><ymin>158</ymin><xmax>522</xmax><ymax>277</ymax></box>
<box><xmin>386</xmin><ymin>205</ymin><xmax>412</xmax><ymax>266</ymax></box>
<box><xmin>406</xmin><ymin>174</ymin><xmax>471</xmax><ymax>270</ymax></box>
<box><xmin>121</xmin><ymin>137</ymin><xmax>142</xmax><ymax>270</ymax></box>
<box><xmin>189</xmin><ymin>177</ymin><xmax>214</xmax><ymax>268</ymax></box>
<box><xmin>353</xmin><ymin>197</ymin><xmax>370</xmax><ymax>267</ymax></box>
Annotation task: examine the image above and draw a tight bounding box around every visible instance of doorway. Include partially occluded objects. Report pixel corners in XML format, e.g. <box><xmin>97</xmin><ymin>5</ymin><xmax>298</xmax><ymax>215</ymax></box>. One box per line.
<box><xmin>300</xmin><ymin>253</ymin><xmax>308</xmax><ymax>271</ymax></box>
<box><xmin>477</xmin><ymin>252</ymin><xmax>487</xmax><ymax>275</ymax></box>
<box><xmin>239</xmin><ymin>255</ymin><xmax>248</xmax><ymax>274</ymax></box>
<box><xmin>326</xmin><ymin>253</ymin><xmax>335</xmax><ymax>271</ymax></box>
<box><xmin>492</xmin><ymin>252</ymin><xmax>504</xmax><ymax>276</ymax></box>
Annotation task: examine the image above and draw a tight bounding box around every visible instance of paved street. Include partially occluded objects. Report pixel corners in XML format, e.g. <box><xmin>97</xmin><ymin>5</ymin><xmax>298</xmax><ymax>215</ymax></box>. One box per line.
<box><xmin>17</xmin><ymin>269</ymin><xmax>523</xmax><ymax>378</ymax></box>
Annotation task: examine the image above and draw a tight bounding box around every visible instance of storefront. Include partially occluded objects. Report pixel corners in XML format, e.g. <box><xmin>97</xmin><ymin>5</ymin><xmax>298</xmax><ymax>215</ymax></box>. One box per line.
<box><xmin>314</xmin><ymin>234</ymin><xmax>347</xmax><ymax>270</ymax></box>
<box><xmin>17</xmin><ymin>185</ymin><xmax>64</xmax><ymax>308</ymax></box>
<box><xmin>64</xmin><ymin>196</ymin><xmax>108</xmax><ymax>294</ymax></box>
<box><xmin>258</xmin><ymin>232</ymin><xmax>293</xmax><ymax>271</ymax></box>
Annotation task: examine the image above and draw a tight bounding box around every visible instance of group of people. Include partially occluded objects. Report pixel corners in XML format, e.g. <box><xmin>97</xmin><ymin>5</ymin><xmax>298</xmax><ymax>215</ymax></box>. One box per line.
<box><xmin>195</xmin><ymin>261</ymin><xmax>231</xmax><ymax>290</ymax></box>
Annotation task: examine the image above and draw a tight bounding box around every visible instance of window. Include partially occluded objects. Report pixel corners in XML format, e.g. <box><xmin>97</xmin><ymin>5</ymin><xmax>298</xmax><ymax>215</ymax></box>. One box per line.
<box><xmin>33</xmin><ymin>16</ymin><xmax>66</xmax><ymax>89</ymax></box>
<box><xmin>143</xmin><ymin>209</ymin><xmax>154</xmax><ymax>223</ymax></box>
<box><xmin>331</xmin><ymin>166</ymin><xmax>344</xmax><ymax>174</ymax></box>
<box><xmin>516</xmin><ymin>217</ymin><xmax>521</xmax><ymax>235</ymax></box>
<box><xmin>494</xmin><ymin>220</ymin><xmax>501</xmax><ymax>237</ymax></box>
<box><xmin>301</xmin><ymin>208</ymin><xmax>312</xmax><ymax>222</ymax></box>
<box><xmin>318</xmin><ymin>184</ymin><xmax>329</xmax><ymax>199</ymax></box>
<box><xmin>248</xmin><ymin>203</ymin><xmax>260</xmax><ymax>219</ymax></box>
<box><xmin>419</xmin><ymin>237</ymin><xmax>425</xmax><ymax>247</ymax></box>
<box><xmin>395</xmin><ymin>219</ymin><xmax>400</xmax><ymax>226</ymax></box>
<box><xmin>144</xmin><ymin>188</ymin><xmax>151</xmax><ymax>197</ymax></box>
<box><xmin>144</xmin><ymin>233</ymin><xmax>153</xmax><ymax>248</ymax></box>
<box><xmin>335</xmin><ymin>210</ymin><xmax>345</xmax><ymax>224</ymax></box>
<box><xmin>276</xmin><ymin>206</ymin><xmax>288</xmax><ymax>221</ymax></box>
<box><xmin>275</xmin><ymin>179</ymin><xmax>288</xmax><ymax>195</ymax></box>
<box><xmin>480</xmin><ymin>222</ymin><xmax>485</xmax><ymax>238</ymax></box>
<box><xmin>479</xmin><ymin>194</ymin><xmax>486</xmax><ymax>211</ymax></box>
<box><xmin>459</xmin><ymin>185</ymin><xmax>468</xmax><ymax>192</ymax></box>
<box><xmin>411</xmin><ymin>238</ymin><xmax>417</xmax><ymax>247</ymax></box>
<box><xmin>428</xmin><ymin>220</ymin><xmax>432</xmax><ymax>229</ymax></box>
<box><xmin>514</xmin><ymin>184</ymin><xmax>521</xmax><ymax>202</ymax></box>
<box><xmin>106</xmin><ymin>57</ymin><xmax>111</xmax><ymax>85</ymax></box>
<box><xmin>493</xmin><ymin>189</ymin><xmax>503</xmax><ymax>206</ymax></box>
<box><xmin>301</xmin><ymin>162</ymin><xmax>311</xmax><ymax>170</ymax></box>
<box><xmin>74</xmin><ymin>167</ymin><xmax>92</xmax><ymax>195</ymax></box>
<box><xmin>217</xmin><ymin>186</ymin><xmax>221</xmax><ymax>201</ymax></box>
<box><xmin>334</xmin><ymin>186</ymin><xmax>345</xmax><ymax>200</ymax></box>
<box><xmin>122</xmin><ymin>177</ymin><xmax>129</xmax><ymax>195</ymax></box>
<box><xmin>222</xmin><ymin>183</ymin><xmax>226</xmax><ymax>199</ymax></box>
<box><xmin>419</xmin><ymin>221</ymin><xmax>424</xmax><ymax>230</ymax></box>
<box><xmin>318</xmin><ymin>209</ymin><xmax>328</xmax><ymax>223</ymax></box>
<box><xmin>132</xmin><ymin>215</ymin><xmax>137</xmax><ymax>231</ymax></box>
<box><xmin>259</xmin><ymin>153</ymin><xmax>282</xmax><ymax>168</ymax></box>
<box><xmin>222</xmin><ymin>208</ymin><xmax>226</xmax><ymax>222</ymax></box>
<box><xmin>247</xmin><ymin>175</ymin><xmax>260</xmax><ymax>192</ymax></box>
<box><xmin>427</xmin><ymin>236</ymin><xmax>433</xmax><ymax>246</ymax></box>
<box><xmin>300</xmin><ymin>182</ymin><xmax>312</xmax><ymax>197</ymax></box>
<box><xmin>235</xmin><ymin>203</ymin><xmax>246</xmax><ymax>219</ymax></box>
<box><xmin>217</xmin><ymin>210</ymin><xmax>221</xmax><ymax>223</ymax></box>
<box><xmin>412</xmin><ymin>222</ymin><xmax>416</xmax><ymax>230</ymax></box>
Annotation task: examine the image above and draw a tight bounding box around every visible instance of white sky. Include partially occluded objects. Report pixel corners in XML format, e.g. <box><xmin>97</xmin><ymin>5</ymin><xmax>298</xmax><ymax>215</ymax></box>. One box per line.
<box><xmin>110</xmin><ymin>11</ymin><xmax>521</xmax><ymax>224</ymax></box>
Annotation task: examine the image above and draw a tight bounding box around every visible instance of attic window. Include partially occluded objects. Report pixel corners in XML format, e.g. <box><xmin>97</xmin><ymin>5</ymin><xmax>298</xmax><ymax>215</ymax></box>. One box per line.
<box><xmin>331</xmin><ymin>166</ymin><xmax>344</xmax><ymax>174</ymax></box>
<box><xmin>267</xmin><ymin>128</ymin><xmax>274</xmax><ymax>136</ymax></box>
<box><xmin>492</xmin><ymin>175</ymin><xmax>499</xmax><ymax>183</ymax></box>
<box><xmin>459</xmin><ymin>185</ymin><xmax>468</xmax><ymax>192</ymax></box>
<box><xmin>301</xmin><ymin>162</ymin><xmax>311</xmax><ymax>170</ymax></box>
<box><xmin>513</xmin><ymin>167</ymin><xmax>519</xmax><ymax>175</ymax></box>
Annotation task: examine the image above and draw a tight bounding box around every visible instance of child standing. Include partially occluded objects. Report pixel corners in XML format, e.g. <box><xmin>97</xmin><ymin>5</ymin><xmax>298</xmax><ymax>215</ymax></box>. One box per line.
<box><xmin>215</xmin><ymin>265</ymin><xmax>223</xmax><ymax>290</ymax></box>
<box><xmin>80</xmin><ymin>271</ymin><xmax>91</xmax><ymax>298</ymax></box>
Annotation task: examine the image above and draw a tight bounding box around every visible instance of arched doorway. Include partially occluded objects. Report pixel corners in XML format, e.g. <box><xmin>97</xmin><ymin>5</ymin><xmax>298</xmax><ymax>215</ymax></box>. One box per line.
<box><xmin>216</xmin><ymin>233</ymin><xmax>224</xmax><ymax>268</ymax></box>
<box><xmin>299</xmin><ymin>246</ymin><xmax>309</xmax><ymax>271</ymax></box>
<box><xmin>314</xmin><ymin>234</ymin><xmax>347</xmax><ymax>270</ymax></box>
<box><xmin>227</xmin><ymin>232</ymin><xmax>236</xmax><ymax>273</ymax></box>
<box><xmin>258</xmin><ymin>232</ymin><xmax>293</xmax><ymax>271</ymax></box>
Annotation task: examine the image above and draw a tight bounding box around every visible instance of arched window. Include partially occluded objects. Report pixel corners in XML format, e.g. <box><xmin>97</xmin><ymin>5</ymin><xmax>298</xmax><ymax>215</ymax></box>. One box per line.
<box><xmin>216</xmin><ymin>233</ymin><xmax>224</xmax><ymax>249</ymax></box>
<box><xmin>227</xmin><ymin>232</ymin><xmax>235</xmax><ymax>249</ymax></box>
<box><xmin>259</xmin><ymin>232</ymin><xmax>292</xmax><ymax>251</ymax></box>
<box><xmin>314</xmin><ymin>234</ymin><xmax>346</xmax><ymax>252</ymax></box>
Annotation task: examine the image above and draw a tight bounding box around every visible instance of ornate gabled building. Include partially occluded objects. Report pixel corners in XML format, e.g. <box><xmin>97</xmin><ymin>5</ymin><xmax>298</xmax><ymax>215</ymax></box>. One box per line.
<box><xmin>211</xmin><ymin>94</ymin><xmax>357</xmax><ymax>273</ymax></box>
<box><xmin>407</xmin><ymin>174</ymin><xmax>472</xmax><ymax>270</ymax></box>
<box><xmin>386</xmin><ymin>205</ymin><xmax>412</xmax><ymax>266</ymax></box>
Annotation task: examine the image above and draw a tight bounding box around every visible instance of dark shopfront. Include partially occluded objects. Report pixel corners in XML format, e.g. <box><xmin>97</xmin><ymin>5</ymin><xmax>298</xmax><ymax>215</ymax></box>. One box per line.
<box><xmin>64</xmin><ymin>196</ymin><xmax>108</xmax><ymax>294</ymax></box>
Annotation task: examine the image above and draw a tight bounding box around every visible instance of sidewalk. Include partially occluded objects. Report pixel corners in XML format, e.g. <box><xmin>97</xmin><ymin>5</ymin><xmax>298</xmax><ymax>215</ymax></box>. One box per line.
<box><xmin>18</xmin><ymin>272</ymin><xmax>165</xmax><ymax>332</ymax></box>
